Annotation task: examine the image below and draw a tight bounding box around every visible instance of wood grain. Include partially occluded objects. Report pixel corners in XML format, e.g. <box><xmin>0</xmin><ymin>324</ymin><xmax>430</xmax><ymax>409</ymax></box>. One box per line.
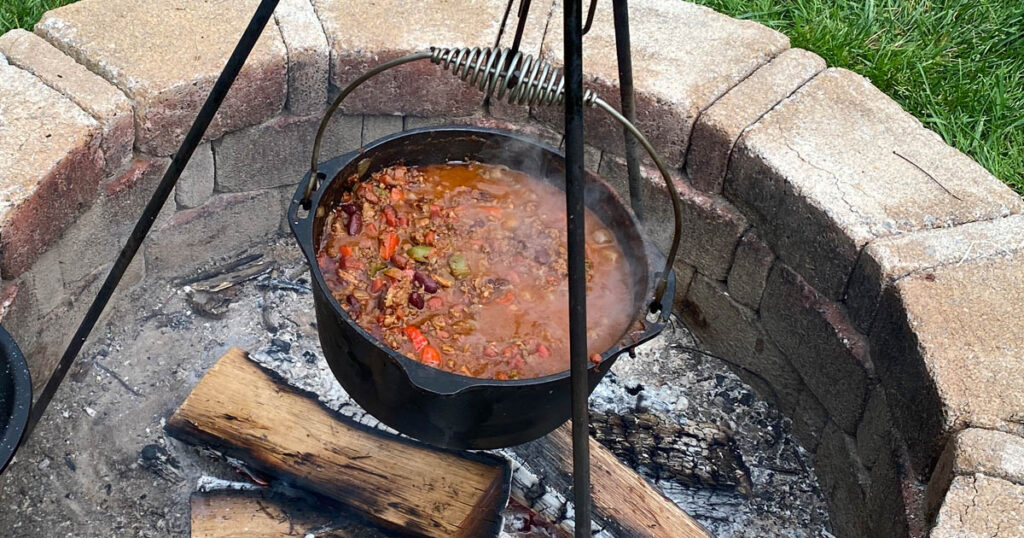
<box><xmin>517</xmin><ymin>425</ymin><xmax>709</xmax><ymax>537</ymax></box>
<box><xmin>168</xmin><ymin>348</ymin><xmax>509</xmax><ymax>537</ymax></box>
<box><xmin>191</xmin><ymin>490</ymin><xmax>343</xmax><ymax>537</ymax></box>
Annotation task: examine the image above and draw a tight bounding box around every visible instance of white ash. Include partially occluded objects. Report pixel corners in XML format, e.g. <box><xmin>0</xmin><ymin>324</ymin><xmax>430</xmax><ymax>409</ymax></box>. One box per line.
<box><xmin>0</xmin><ymin>237</ymin><xmax>829</xmax><ymax>537</ymax></box>
<box><xmin>195</xmin><ymin>475</ymin><xmax>264</xmax><ymax>493</ymax></box>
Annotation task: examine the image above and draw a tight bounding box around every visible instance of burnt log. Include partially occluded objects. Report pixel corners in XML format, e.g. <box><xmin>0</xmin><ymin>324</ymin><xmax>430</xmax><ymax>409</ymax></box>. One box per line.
<box><xmin>512</xmin><ymin>424</ymin><xmax>710</xmax><ymax>537</ymax></box>
<box><xmin>590</xmin><ymin>410</ymin><xmax>751</xmax><ymax>494</ymax></box>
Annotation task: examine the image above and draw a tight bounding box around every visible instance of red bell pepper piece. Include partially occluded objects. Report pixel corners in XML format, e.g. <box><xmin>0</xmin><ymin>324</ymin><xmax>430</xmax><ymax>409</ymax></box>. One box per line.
<box><xmin>380</xmin><ymin>232</ymin><xmax>399</xmax><ymax>260</ymax></box>
<box><xmin>420</xmin><ymin>345</ymin><xmax>442</xmax><ymax>367</ymax></box>
<box><xmin>403</xmin><ymin>326</ymin><xmax>428</xmax><ymax>353</ymax></box>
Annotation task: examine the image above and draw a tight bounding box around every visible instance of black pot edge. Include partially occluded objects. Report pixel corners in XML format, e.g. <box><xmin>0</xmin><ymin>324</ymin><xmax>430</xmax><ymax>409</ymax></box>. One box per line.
<box><xmin>0</xmin><ymin>325</ymin><xmax>32</xmax><ymax>474</ymax></box>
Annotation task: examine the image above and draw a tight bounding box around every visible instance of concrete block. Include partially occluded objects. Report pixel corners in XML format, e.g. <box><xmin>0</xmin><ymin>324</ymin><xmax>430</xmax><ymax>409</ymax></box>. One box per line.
<box><xmin>214</xmin><ymin>114</ymin><xmax>362</xmax><ymax>193</ymax></box>
<box><xmin>687</xmin><ymin>48</ymin><xmax>824</xmax><ymax>193</ymax></box>
<box><xmin>37</xmin><ymin>0</ymin><xmax>287</xmax><ymax>155</ymax></box>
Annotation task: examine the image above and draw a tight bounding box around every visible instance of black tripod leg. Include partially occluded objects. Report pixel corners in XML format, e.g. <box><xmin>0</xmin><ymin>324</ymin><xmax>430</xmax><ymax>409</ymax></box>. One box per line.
<box><xmin>612</xmin><ymin>0</ymin><xmax>644</xmax><ymax>221</ymax></box>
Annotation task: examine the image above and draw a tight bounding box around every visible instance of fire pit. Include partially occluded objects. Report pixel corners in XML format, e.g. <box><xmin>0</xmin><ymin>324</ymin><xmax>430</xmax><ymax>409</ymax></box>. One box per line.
<box><xmin>4</xmin><ymin>0</ymin><xmax>1022</xmax><ymax>536</ymax></box>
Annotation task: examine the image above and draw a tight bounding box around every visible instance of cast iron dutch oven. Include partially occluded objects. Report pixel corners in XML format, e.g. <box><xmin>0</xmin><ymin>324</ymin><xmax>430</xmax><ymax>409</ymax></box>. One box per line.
<box><xmin>0</xmin><ymin>325</ymin><xmax>31</xmax><ymax>473</ymax></box>
<box><xmin>289</xmin><ymin>126</ymin><xmax>674</xmax><ymax>449</ymax></box>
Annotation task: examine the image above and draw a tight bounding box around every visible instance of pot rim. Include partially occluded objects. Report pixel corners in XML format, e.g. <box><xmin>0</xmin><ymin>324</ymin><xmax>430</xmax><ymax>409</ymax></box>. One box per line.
<box><xmin>290</xmin><ymin>126</ymin><xmax>670</xmax><ymax>394</ymax></box>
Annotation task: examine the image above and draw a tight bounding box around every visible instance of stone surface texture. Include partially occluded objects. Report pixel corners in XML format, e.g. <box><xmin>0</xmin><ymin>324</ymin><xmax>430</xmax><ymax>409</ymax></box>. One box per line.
<box><xmin>761</xmin><ymin>264</ymin><xmax>871</xmax><ymax>434</ymax></box>
<box><xmin>214</xmin><ymin>113</ymin><xmax>361</xmax><ymax>193</ymax></box>
<box><xmin>725</xmin><ymin>68</ymin><xmax>1024</xmax><ymax>300</ymax></box>
<box><xmin>175</xmin><ymin>143</ymin><xmax>215</xmax><ymax>209</ymax></box>
<box><xmin>53</xmin><ymin>155</ymin><xmax>171</xmax><ymax>288</ymax></box>
<box><xmin>600</xmin><ymin>155</ymin><xmax>748</xmax><ymax>280</ymax></box>
<box><xmin>687</xmin><ymin>48</ymin><xmax>824</xmax><ymax>193</ymax></box>
<box><xmin>727</xmin><ymin>229</ymin><xmax>774</xmax><ymax>310</ymax></box>
<box><xmin>0</xmin><ymin>64</ymin><xmax>104</xmax><ymax>278</ymax></box>
<box><xmin>144</xmin><ymin>190</ymin><xmax>284</xmax><ymax>275</ymax></box>
<box><xmin>681</xmin><ymin>275</ymin><xmax>805</xmax><ymax>417</ymax></box>
<box><xmin>865</xmin><ymin>439</ymin><xmax>926</xmax><ymax>538</ymax></box>
<box><xmin>361</xmin><ymin>115</ymin><xmax>403</xmax><ymax>145</ymax></box>
<box><xmin>312</xmin><ymin>0</ymin><xmax>542</xmax><ymax>117</ymax></box>
<box><xmin>930</xmin><ymin>474</ymin><xmax>1024</xmax><ymax>538</ymax></box>
<box><xmin>856</xmin><ymin>387</ymin><xmax>894</xmax><ymax>471</ymax></box>
<box><xmin>35</xmin><ymin>0</ymin><xmax>287</xmax><ymax>156</ymax></box>
<box><xmin>0</xmin><ymin>29</ymin><xmax>133</xmax><ymax>174</ymax></box>
<box><xmin>872</xmin><ymin>253</ymin><xmax>1024</xmax><ymax>475</ymax></box>
<box><xmin>815</xmin><ymin>422</ymin><xmax>871</xmax><ymax>538</ymax></box>
<box><xmin>274</xmin><ymin>0</ymin><xmax>330</xmax><ymax>115</ymax></box>
<box><xmin>926</xmin><ymin>428</ymin><xmax>1024</xmax><ymax>522</ymax></box>
<box><xmin>847</xmin><ymin>214</ymin><xmax>1024</xmax><ymax>333</ymax></box>
<box><xmin>541</xmin><ymin>0</ymin><xmax>788</xmax><ymax>167</ymax></box>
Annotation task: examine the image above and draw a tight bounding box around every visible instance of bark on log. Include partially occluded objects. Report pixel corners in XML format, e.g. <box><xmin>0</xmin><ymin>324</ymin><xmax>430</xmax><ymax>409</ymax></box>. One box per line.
<box><xmin>167</xmin><ymin>348</ymin><xmax>509</xmax><ymax>537</ymax></box>
<box><xmin>512</xmin><ymin>424</ymin><xmax>710</xmax><ymax>537</ymax></box>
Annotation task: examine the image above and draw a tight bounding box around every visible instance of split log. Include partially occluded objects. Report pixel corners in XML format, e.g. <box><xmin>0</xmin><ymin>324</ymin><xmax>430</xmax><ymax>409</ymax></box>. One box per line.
<box><xmin>167</xmin><ymin>348</ymin><xmax>510</xmax><ymax>537</ymax></box>
<box><xmin>513</xmin><ymin>424</ymin><xmax>710</xmax><ymax>538</ymax></box>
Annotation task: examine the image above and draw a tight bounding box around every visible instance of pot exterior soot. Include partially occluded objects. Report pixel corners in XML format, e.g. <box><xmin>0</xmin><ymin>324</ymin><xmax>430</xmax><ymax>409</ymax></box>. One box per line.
<box><xmin>0</xmin><ymin>325</ymin><xmax>31</xmax><ymax>473</ymax></box>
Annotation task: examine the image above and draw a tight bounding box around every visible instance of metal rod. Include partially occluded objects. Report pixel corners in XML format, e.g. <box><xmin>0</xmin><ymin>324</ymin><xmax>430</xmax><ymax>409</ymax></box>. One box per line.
<box><xmin>612</xmin><ymin>0</ymin><xmax>643</xmax><ymax>220</ymax></box>
<box><xmin>563</xmin><ymin>0</ymin><xmax>591</xmax><ymax>536</ymax></box>
<box><xmin>308</xmin><ymin>51</ymin><xmax>433</xmax><ymax>204</ymax></box>
<box><xmin>509</xmin><ymin>0</ymin><xmax>532</xmax><ymax>58</ymax></box>
<box><xmin>582</xmin><ymin>0</ymin><xmax>598</xmax><ymax>36</ymax></box>
<box><xmin>593</xmin><ymin>97</ymin><xmax>682</xmax><ymax>308</ymax></box>
<box><xmin>486</xmin><ymin>0</ymin><xmax>518</xmax><ymax>109</ymax></box>
<box><xmin>24</xmin><ymin>0</ymin><xmax>282</xmax><ymax>437</ymax></box>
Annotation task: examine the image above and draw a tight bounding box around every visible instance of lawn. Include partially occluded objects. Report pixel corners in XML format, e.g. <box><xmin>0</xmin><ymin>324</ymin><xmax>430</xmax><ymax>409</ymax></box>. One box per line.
<box><xmin>694</xmin><ymin>0</ymin><xmax>1024</xmax><ymax>195</ymax></box>
<box><xmin>3</xmin><ymin>0</ymin><xmax>1022</xmax><ymax>195</ymax></box>
<box><xmin>0</xmin><ymin>0</ymin><xmax>76</xmax><ymax>36</ymax></box>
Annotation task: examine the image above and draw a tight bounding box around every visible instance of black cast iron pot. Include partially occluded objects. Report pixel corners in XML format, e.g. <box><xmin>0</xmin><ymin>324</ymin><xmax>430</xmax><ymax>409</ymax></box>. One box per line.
<box><xmin>0</xmin><ymin>325</ymin><xmax>31</xmax><ymax>473</ymax></box>
<box><xmin>289</xmin><ymin>126</ymin><xmax>673</xmax><ymax>449</ymax></box>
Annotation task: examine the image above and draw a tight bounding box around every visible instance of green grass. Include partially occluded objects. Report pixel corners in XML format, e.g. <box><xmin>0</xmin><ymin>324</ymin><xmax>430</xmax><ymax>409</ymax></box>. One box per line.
<box><xmin>3</xmin><ymin>0</ymin><xmax>1022</xmax><ymax>195</ymax></box>
<box><xmin>695</xmin><ymin>0</ymin><xmax>1024</xmax><ymax>195</ymax></box>
<box><xmin>0</xmin><ymin>0</ymin><xmax>77</xmax><ymax>35</ymax></box>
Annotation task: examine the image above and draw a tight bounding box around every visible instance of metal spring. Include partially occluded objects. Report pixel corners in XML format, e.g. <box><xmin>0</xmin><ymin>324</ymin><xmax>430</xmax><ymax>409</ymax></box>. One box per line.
<box><xmin>430</xmin><ymin>46</ymin><xmax>597</xmax><ymax>108</ymax></box>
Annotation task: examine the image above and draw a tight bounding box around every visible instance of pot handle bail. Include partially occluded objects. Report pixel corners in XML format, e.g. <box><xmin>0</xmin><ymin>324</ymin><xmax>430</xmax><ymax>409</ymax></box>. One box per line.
<box><xmin>304</xmin><ymin>51</ymin><xmax>435</xmax><ymax>208</ymax></box>
<box><xmin>304</xmin><ymin>47</ymin><xmax>684</xmax><ymax>311</ymax></box>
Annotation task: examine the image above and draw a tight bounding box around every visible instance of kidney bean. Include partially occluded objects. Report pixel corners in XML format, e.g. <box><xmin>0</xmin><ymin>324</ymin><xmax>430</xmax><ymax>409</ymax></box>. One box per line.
<box><xmin>345</xmin><ymin>294</ymin><xmax>362</xmax><ymax>318</ymax></box>
<box><xmin>534</xmin><ymin>248</ymin><xmax>551</xmax><ymax>264</ymax></box>
<box><xmin>340</xmin><ymin>202</ymin><xmax>358</xmax><ymax>215</ymax></box>
<box><xmin>409</xmin><ymin>292</ymin><xmax>425</xmax><ymax>310</ymax></box>
<box><xmin>347</xmin><ymin>213</ymin><xmax>363</xmax><ymax>236</ymax></box>
<box><xmin>413</xmin><ymin>271</ymin><xmax>439</xmax><ymax>293</ymax></box>
<box><xmin>391</xmin><ymin>252</ymin><xmax>410</xmax><ymax>269</ymax></box>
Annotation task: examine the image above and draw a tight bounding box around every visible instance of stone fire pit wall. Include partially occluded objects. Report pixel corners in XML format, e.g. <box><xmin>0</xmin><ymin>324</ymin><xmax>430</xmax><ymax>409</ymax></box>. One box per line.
<box><xmin>1</xmin><ymin>1</ymin><xmax>1022</xmax><ymax>536</ymax></box>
